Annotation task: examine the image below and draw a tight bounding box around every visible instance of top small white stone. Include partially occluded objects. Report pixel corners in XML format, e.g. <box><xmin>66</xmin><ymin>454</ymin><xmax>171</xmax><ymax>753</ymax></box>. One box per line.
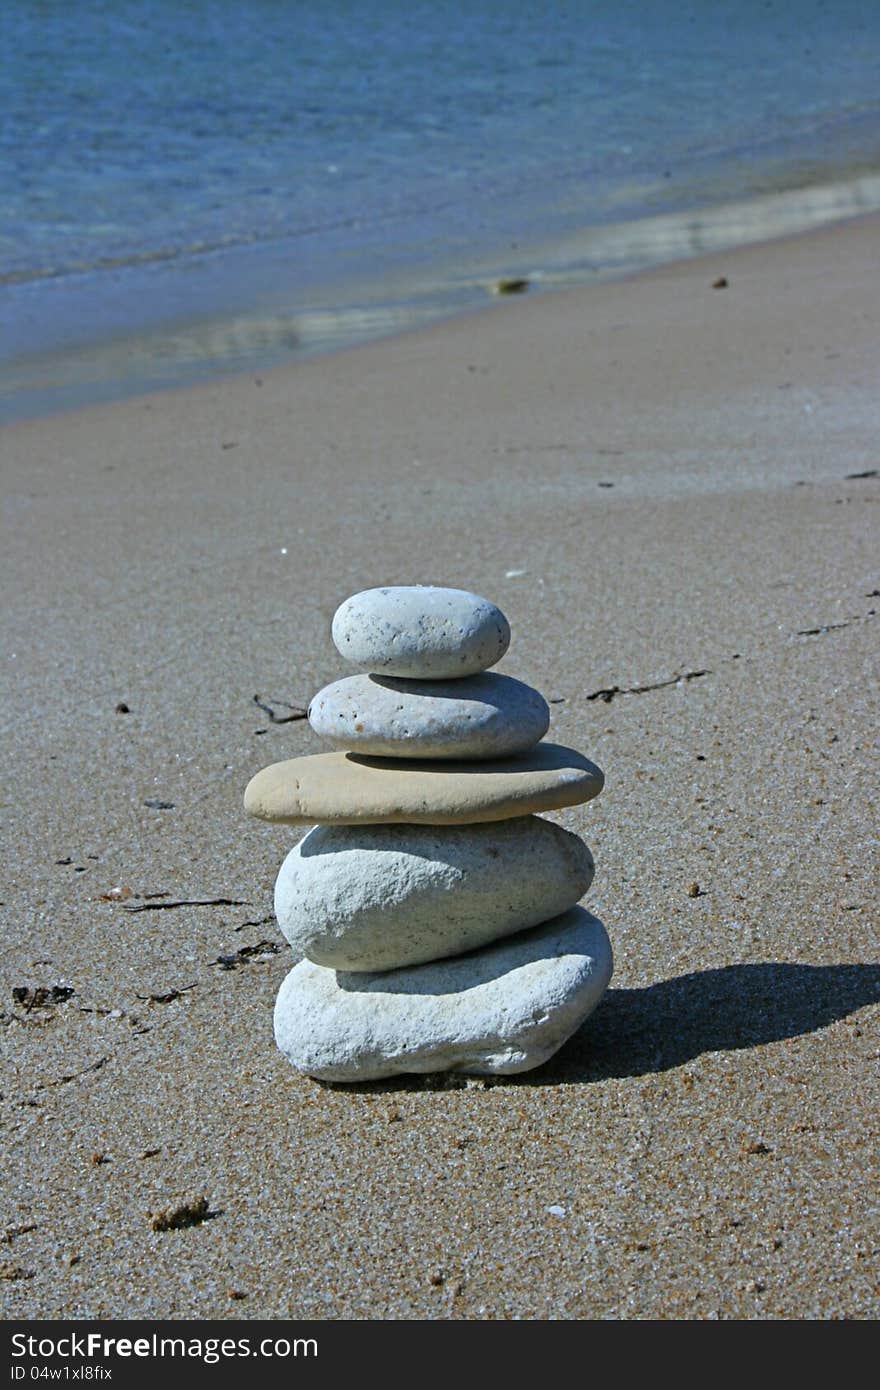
<box><xmin>332</xmin><ymin>585</ymin><xmax>510</xmax><ymax>679</ymax></box>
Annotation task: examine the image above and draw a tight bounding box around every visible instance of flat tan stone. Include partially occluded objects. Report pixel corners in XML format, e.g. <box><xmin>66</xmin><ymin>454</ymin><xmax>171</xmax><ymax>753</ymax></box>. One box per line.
<box><xmin>244</xmin><ymin>742</ymin><xmax>603</xmax><ymax>825</ymax></box>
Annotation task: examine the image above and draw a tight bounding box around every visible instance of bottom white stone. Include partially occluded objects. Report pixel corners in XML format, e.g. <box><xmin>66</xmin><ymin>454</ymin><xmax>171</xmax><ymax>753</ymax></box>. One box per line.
<box><xmin>273</xmin><ymin>906</ymin><xmax>613</xmax><ymax>1081</ymax></box>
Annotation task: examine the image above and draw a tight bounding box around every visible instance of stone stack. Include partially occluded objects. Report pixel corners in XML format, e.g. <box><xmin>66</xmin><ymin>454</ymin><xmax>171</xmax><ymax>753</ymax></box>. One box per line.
<box><xmin>244</xmin><ymin>585</ymin><xmax>612</xmax><ymax>1081</ymax></box>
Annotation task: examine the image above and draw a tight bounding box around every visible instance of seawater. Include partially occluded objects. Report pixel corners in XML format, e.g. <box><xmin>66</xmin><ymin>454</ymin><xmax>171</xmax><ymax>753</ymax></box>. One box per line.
<box><xmin>3</xmin><ymin>0</ymin><xmax>880</xmax><ymax>418</ymax></box>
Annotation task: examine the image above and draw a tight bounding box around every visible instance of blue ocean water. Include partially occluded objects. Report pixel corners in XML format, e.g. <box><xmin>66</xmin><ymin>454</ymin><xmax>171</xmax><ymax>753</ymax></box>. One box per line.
<box><xmin>3</xmin><ymin>0</ymin><xmax>880</xmax><ymax>416</ymax></box>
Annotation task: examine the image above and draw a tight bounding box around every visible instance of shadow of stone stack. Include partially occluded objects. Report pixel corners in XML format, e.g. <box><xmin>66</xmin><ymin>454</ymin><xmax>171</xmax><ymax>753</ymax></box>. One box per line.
<box><xmin>244</xmin><ymin>585</ymin><xmax>612</xmax><ymax>1081</ymax></box>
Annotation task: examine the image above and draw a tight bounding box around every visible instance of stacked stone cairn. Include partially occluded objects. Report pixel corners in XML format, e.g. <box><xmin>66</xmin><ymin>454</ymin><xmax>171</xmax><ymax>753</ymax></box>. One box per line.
<box><xmin>244</xmin><ymin>585</ymin><xmax>612</xmax><ymax>1081</ymax></box>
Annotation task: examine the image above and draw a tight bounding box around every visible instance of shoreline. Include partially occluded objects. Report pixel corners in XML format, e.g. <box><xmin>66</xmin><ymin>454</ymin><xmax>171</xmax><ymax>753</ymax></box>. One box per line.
<box><xmin>2</xmin><ymin>210</ymin><xmax>878</xmax><ymax>1320</ymax></box>
<box><xmin>4</xmin><ymin>167</ymin><xmax>880</xmax><ymax>426</ymax></box>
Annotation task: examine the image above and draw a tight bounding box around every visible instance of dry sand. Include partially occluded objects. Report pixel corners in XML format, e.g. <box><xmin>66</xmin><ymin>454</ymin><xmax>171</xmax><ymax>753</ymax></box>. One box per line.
<box><xmin>2</xmin><ymin>213</ymin><xmax>878</xmax><ymax>1320</ymax></box>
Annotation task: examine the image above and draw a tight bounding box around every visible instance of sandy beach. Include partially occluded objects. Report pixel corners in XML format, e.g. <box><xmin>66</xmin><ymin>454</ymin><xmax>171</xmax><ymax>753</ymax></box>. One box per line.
<box><xmin>2</xmin><ymin>212</ymin><xmax>878</xmax><ymax>1320</ymax></box>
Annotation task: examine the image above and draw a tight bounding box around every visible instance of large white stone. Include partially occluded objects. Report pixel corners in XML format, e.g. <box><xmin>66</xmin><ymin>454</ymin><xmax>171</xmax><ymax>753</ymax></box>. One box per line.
<box><xmin>273</xmin><ymin>907</ymin><xmax>613</xmax><ymax>1080</ymax></box>
<box><xmin>332</xmin><ymin>585</ymin><xmax>510</xmax><ymax>679</ymax></box>
<box><xmin>274</xmin><ymin>816</ymin><xmax>594</xmax><ymax>971</ymax></box>
<box><xmin>308</xmin><ymin>671</ymin><xmax>549</xmax><ymax>759</ymax></box>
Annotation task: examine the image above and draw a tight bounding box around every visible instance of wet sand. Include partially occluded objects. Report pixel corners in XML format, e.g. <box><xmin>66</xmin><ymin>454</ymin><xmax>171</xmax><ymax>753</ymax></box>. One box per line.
<box><xmin>2</xmin><ymin>213</ymin><xmax>878</xmax><ymax>1319</ymax></box>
